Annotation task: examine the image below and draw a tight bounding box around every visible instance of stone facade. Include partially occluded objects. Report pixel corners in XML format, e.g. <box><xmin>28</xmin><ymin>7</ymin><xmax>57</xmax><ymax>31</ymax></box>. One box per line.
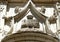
<box><xmin>1</xmin><ymin>31</ymin><xmax>59</xmax><ymax>42</ymax></box>
<box><xmin>0</xmin><ymin>0</ymin><xmax>60</xmax><ymax>42</ymax></box>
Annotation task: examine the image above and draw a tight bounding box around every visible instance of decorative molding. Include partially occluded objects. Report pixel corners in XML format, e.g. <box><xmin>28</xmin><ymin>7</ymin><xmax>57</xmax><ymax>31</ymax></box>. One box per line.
<box><xmin>1</xmin><ymin>31</ymin><xmax>58</xmax><ymax>42</ymax></box>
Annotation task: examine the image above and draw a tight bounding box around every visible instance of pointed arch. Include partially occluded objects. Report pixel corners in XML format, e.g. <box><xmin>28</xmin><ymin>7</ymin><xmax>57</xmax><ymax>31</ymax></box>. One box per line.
<box><xmin>13</xmin><ymin>0</ymin><xmax>48</xmax><ymax>23</ymax></box>
<box><xmin>14</xmin><ymin>0</ymin><xmax>30</xmax><ymax>23</ymax></box>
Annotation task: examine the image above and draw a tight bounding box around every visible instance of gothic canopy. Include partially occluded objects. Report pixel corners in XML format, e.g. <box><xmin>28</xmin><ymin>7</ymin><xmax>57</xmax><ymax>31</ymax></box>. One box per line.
<box><xmin>14</xmin><ymin>0</ymin><xmax>48</xmax><ymax>23</ymax></box>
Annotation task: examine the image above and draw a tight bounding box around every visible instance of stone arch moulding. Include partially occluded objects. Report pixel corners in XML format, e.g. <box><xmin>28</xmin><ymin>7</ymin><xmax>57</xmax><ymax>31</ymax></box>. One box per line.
<box><xmin>13</xmin><ymin>0</ymin><xmax>48</xmax><ymax>23</ymax></box>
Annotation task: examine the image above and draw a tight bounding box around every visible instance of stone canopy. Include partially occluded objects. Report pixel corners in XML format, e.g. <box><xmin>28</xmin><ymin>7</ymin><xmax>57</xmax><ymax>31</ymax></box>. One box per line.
<box><xmin>13</xmin><ymin>1</ymin><xmax>48</xmax><ymax>23</ymax></box>
<box><xmin>3</xmin><ymin>0</ymin><xmax>48</xmax><ymax>24</ymax></box>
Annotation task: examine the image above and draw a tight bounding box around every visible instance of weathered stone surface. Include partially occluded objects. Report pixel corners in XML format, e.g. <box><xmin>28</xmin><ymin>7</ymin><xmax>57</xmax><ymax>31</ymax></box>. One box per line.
<box><xmin>1</xmin><ymin>31</ymin><xmax>59</xmax><ymax>42</ymax></box>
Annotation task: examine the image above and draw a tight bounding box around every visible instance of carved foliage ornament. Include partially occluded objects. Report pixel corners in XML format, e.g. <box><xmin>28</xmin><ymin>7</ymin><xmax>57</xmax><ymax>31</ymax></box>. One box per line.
<box><xmin>48</xmin><ymin>9</ymin><xmax>58</xmax><ymax>24</ymax></box>
<box><xmin>48</xmin><ymin>14</ymin><xmax>57</xmax><ymax>24</ymax></box>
